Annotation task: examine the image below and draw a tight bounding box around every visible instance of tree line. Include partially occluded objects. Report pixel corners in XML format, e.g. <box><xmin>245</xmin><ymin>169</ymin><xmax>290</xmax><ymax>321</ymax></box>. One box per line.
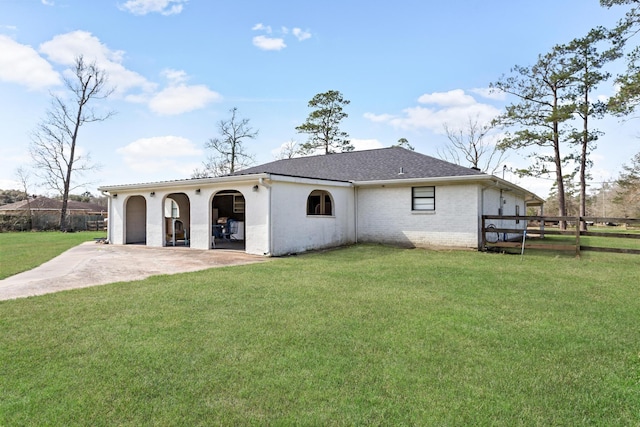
<box><xmin>489</xmin><ymin>0</ymin><xmax>640</xmax><ymax>227</ymax></box>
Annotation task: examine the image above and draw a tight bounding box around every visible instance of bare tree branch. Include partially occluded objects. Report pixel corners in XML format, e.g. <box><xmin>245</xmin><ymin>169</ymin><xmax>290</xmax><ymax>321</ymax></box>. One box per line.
<box><xmin>438</xmin><ymin>115</ymin><xmax>506</xmax><ymax>174</ymax></box>
<box><xmin>197</xmin><ymin>107</ymin><xmax>258</xmax><ymax>177</ymax></box>
<box><xmin>29</xmin><ymin>55</ymin><xmax>115</xmax><ymax>231</ymax></box>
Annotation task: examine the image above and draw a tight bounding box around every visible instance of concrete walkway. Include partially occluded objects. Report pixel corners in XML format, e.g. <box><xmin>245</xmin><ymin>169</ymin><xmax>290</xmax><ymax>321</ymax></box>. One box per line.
<box><xmin>0</xmin><ymin>242</ymin><xmax>266</xmax><ymax>301</ymax></box>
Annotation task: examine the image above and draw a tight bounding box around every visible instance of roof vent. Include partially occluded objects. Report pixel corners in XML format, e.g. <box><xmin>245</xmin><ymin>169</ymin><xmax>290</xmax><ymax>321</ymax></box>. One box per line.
<box><xmin>398</xmin><ymin>167</ymin><xmax>405</xmax><ymax>175</ymax></box>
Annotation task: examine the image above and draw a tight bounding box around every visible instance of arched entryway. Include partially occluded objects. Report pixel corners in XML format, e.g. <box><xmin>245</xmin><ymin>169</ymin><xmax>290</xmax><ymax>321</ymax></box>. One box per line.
<box><xmin>164</xmin><ymin>193</ymin><xmax>191</xmax><ymax>246</ymax></box>
<box><xmin>211</xmin><ymin>189</ymin><xmax>246</xmax><ymax>250</ymax></box>
<box><xmin>125</xmin><ymin>195</ymin><xmax>147</xmax><ymax>244</ymax></box>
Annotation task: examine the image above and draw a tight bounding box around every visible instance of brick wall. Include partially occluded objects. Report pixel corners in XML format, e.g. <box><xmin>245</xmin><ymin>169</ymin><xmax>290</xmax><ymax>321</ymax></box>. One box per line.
<box><xmin>357</xmin><ymin>184</ymin><xmax>480</xmax><ymax>248</ymax></box>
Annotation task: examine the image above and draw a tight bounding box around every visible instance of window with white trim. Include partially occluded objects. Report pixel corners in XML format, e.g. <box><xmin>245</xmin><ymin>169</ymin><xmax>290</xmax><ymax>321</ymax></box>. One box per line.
<box><xmin>307</xmin><ymin>190</ymin><xmax>333</xmax><ymax>216</ymax></box>
<box><xmin>412</xmin><ymin>186</ymin><xmax>435</xmax><ymax>211</ymax></box>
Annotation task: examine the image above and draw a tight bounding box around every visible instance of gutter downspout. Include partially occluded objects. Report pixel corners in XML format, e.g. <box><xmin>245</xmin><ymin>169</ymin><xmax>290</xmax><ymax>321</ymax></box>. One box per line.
<box><xmin>259</xmin><ymin>177</ymin><xmax>273</xmax><ymax>256</ymax></box>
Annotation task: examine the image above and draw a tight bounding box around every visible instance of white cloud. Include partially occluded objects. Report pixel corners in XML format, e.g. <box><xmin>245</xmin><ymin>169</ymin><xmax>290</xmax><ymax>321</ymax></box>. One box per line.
<box><xmin>292</xmin><ymin>28</ymin><xmax>311</xmax><ymax>41</ymax></box>
<box><xmin>41</xmin><ymin>0</ymin><xmax>54</xmax><ymax>5</ymax></box>
<box><xmin>119</xmin><ymin>0</ymin><xmax>187</xmax><ymax>16</ymax></box>
<box><xmin>363</xmin><ymin>112</ymin><xmax>396</xmax><ymax>123</ymax></box>
<box><xmin>39</xmin><ymin>30</ymin><xmax>155</xmax><ymax>96</ymax></box>
<box><xmin>148</xmin><ymin>84</ymin><xmax>222</xmax><ymax>115</ymax></box>
<box><xmin>40</xmin><ymin>30</ymin><xmax>123</xmax><ymax>65</ymax></box>
<box><xmin>393</xmin><ymin>104</ymin><xmax>500</xmax><ymax>133</ymax></box>
<box><xmin>471</xmin><ymin>87</ymin><xmax>506</xmax><ymax>101</ymax></box>
<box><xmin>351</xmin><ymin>138</ymin><xmax>384</xmax><ymax>151</ymax></box>
<box><xmin>117</xmin><ymin>136</ymin><xmax>202</xmax><ymax>174</ymax></box>
<box><xmin>0</xmin><ymin>178</ymin><xmax>21</xmax><ymax>189</ymax></box>
<box><xmin>252</xmin><ymin>35</ymin><xmax>286</xmax><ymax>51</ymax></box>
<box><xmin>161</xmin><ymin>68</ymin><xmax>188</xmax><ymax>85</ymax></box>
<box><xmin>365</xmin><ymin>89</ymin><xmax>501</xmax><ymax>134</ymax></box>
<box><xmin>417</xmin><ymin>89</ymin><xmax>476</xmax><ymax>106</ymax></box>
<box><xmin>38</xmin><ymin>31</ymin><xmax>221</xmax><ymax>115</ymax></box>
<box><xmin>7</xmin><ymin>31</ymin><xmax>218</xmax><ymax>116</ymax></box>
<box><xmin>0</xmin><ymin>35</ymin><xmax>61</xmax><ymax>90</ymax></box>
<box><xmin>251</xmin><ymin>23</ymin><xmax>311</xmax><ymax>50</ymax></box>
<box><xmin>252</xmin><ymin>23</ymin><xmax>272</xmax><ymax>33</ymax></box>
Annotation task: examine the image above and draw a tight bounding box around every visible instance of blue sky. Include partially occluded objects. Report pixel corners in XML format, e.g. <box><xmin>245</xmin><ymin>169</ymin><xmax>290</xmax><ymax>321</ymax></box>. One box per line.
<box><xmin>0</xmin><ymin>0</ymin><xmax>636</xmax><ymax>198</ymax></box>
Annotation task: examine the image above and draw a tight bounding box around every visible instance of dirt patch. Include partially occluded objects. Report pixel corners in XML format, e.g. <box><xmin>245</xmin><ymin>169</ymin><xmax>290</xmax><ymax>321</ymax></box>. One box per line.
<box><xmin>0</xmin><ymin>242</ymin><xmax>266</xmax><ymax>301</ymax></box>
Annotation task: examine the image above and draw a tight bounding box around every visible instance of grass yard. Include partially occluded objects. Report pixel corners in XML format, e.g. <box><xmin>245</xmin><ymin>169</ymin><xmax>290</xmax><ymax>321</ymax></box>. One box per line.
<box><xmin>1</xmin><ymin>241</ymin><xmax>639</xmax><ymax>425</ymax></box>
<box><xmin>0</xmin><ymin>231</ymin><xmax>106</xmax><ymax>279</ymax></box>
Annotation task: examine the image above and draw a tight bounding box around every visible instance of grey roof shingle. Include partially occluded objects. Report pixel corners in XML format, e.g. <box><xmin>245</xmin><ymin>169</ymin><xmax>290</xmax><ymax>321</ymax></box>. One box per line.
<box><xmin>233</xmin><ymin>146</ymin><xmax>484</xmax><ymax>182</ymax></box>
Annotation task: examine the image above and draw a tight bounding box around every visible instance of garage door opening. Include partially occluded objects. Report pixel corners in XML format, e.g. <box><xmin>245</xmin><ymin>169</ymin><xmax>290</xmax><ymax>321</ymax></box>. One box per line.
<box><xmin>164</xmin><ymin>193</ymin><xmax>191</xmax><ymax>246</ymax></box>
<box><xmin>211</xmin><ymin>190</ymin><xmax>246</xmax><ymax>250</ymax></box>
<box><xmin>125</xmin><ymin>195</ymin><xmax>146</xmax><ymax>244</ymax></box>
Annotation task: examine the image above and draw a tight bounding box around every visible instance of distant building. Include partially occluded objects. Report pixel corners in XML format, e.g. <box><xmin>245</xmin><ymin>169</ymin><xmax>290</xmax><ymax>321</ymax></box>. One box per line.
<box><xmin>0</xmin><ymin>197</ymin><xmax>107</xmax><ymax>231</ymax></box>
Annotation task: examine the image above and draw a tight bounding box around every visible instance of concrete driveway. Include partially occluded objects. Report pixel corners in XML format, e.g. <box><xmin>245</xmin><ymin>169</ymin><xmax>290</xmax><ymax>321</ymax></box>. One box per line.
<box><xmin>0</xmin><ymin>242</ymin><xmax>266</xmax><ymax>301</ymax></box>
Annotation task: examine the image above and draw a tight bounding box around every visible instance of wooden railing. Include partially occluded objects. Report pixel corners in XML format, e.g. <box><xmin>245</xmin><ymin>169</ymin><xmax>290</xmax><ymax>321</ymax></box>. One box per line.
<box><xmin>482</xmin><ymin>215</ymin><xmax>640</xmax><ymax>256</ymax></box>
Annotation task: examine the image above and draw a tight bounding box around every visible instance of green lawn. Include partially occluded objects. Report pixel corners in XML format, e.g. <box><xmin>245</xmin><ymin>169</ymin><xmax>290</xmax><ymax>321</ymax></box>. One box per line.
<box><xmin>1</xmin><ymin>241</ymin><xmax>639</xmax><ymax>425</ymax></box>
<box><xmin>0</xmin><ymin>231</ymin><xmax>106</xmax><ymax>279</ymax></box>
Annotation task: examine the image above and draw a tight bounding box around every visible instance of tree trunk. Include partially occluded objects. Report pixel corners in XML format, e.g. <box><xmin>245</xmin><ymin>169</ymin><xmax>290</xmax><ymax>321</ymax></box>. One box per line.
<box><xmin>579</xmin><ymin>85</ymin><xmax>589</xmax><ymax>232</ymax></box>
<box><xmin>553</xmin><ymin>99</ymin><xmax>567</xmax><ymax>230</ymax></box>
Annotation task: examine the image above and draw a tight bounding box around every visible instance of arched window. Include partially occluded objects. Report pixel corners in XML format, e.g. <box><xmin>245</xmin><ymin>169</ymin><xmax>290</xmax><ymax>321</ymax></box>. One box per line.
<box><xmin>307</xmin><ymin>190</ymin><xmax>333</xmax><ymax>216</ymax></box>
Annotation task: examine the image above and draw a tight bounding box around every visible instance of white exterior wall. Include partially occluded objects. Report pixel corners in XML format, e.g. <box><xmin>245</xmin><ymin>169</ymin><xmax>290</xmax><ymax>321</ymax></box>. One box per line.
<box><xmin>357</xmin><ymin>184</ymin><xmax>481</xmax><ymax>249</ymax></box>
<box><xmin>191</xmin><ymin>183</ymin><xmax>269</xmax><ymax>255</ymax></box>
<box><xmin>269</xmin><ymin>178</ymin><xmax>356</xmax><ymax>256</ymax></box>
<box><xmin>481</xmin><ymin>186</ymin><xmax>527</xmax><ymax>242</ymax></box>
<box><xmin>104</xmin><ymin>175</ymin><xmax>534</xmax><ymax>255</ymax></box>
<box><xmin>107</xmin><ymin>194</ymin><xmax>124</xmax><ymax>245</ymax></box>
<box><xmin>105</xmin><ymin>181</ymin><xmax>271</xmax><ymax>255</ymax></box>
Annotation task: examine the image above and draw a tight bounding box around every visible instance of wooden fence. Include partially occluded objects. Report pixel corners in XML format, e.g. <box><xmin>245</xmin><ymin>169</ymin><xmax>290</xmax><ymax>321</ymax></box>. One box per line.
<box><xmin>482</xmin><ymin>215</ymin><xmax>640</xmax><ymax>256</ymax></box>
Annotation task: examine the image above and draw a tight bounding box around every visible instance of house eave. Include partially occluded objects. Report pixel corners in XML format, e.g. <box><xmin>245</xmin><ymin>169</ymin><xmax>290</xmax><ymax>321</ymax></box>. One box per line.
<box><xmin>267</xmin><ymin>174</ymin><xmax>352</xmax><ymax>187</ymax></box>
<box><xmin>352</xmin><ymin>174</ymin><xmax>492</xmax><ymax>187</ymax></box>
<box><xmin>98</xmin><ymin>173</ymin><xmax>270</xmax><ymax>193</ymax></box>
<box><xmin>353</xmin><ymin>174</ymin><xmax>544</xmax><ymax>204</ymax></box>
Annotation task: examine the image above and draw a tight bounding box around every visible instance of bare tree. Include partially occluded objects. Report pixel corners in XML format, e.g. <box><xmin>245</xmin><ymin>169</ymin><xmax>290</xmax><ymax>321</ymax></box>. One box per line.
<box><xmin>438</xmin><ymin>116</ymin><xmax>506</xmax><ymax>174</ymax></box>
<box><xmin>274</xmin><ymin>139</ymin><xmax>301</xmax><ymax>160</ymax></box>
<box><xmin>200</xmin><ymin>107</ymin><xmax>257</xmax><ymax>176</ymax></box>
<box><xmin>15</xmin><ymin>167</ymin><xmax>33</xmax><ymax>230</ymax></box>
<box><xmin>30</xmin><ymin>55</ymin><xmax>114</xmax><ymax>231</ymax></box>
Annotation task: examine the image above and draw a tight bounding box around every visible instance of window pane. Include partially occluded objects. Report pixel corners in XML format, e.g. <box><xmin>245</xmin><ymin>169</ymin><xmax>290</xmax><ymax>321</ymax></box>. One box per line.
<box><xmin>307</xmin><ymin>190</ymin><xmax>334</xmax><ymax>216</ymax></box>
<box><xmin>308</xmin><ymin>195</ymin><xmax>321</xmax><ymax>215</ymax></box>
<box><xmin>324</xmin><ymin>195</ymin><xmax>332</xmax><ymax>215</ymax></box>
<box><xmin>413</xmin><ymin>199</ymin><xmax>435</xmax><ymax>210</ymax></box>
<box><xmin>413</xmin><ymin>187</ymin><xmax>434</xmax><ymax>197</ymax></box>
<box><xmin>412</xmin><ymin>186</ymin><xmax>435</xmax><ymax>211</ymax></box>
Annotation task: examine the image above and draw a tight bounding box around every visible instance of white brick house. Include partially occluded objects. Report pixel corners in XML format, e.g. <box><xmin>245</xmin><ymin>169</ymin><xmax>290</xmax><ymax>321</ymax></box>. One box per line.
<box><xmin>99</xmin><ymin>147</ymin><xmax>542</xmax><ymax>256</ymax></box>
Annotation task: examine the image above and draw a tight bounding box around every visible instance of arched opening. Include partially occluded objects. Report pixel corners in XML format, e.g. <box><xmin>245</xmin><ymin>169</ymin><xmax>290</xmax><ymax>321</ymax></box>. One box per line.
<box><xmin>307</xmin><ymin>190</ymin><xmax>333</xmax><ymax>216</ymax></box>
<box><xmin>164</xmin><ymin>193</ymin><xmax>191</xmax><ymax>246</ymax></box>
<box><xmin>125</xmin><ymin>195</ymin><xmax>147</xmax><ymax>244</ymax></box>
<box><xmin>211</xmin><ymin>189</ymin><xmax>246</xmax><ymax>250</ymax></box>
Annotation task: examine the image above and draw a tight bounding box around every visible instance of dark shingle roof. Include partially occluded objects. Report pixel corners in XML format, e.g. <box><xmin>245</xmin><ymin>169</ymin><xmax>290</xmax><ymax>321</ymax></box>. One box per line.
<box><xmin>233</xmin><ymin>147</ymin><xmax>484</xmax><ymax>182</ymax></box>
